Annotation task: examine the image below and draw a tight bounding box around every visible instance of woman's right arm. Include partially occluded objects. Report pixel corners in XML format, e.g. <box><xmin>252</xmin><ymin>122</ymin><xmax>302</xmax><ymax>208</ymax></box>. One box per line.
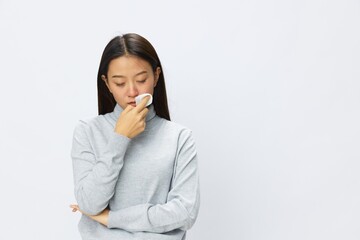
<box><xmin>72</xmin><ymin>98</ymin><xmax>150</xmax><ymax>215</ymax></box>
<box><xmin>71</xmin><ymin>121</ymin><xmax>131</xmax><ymax>215</ymax></box>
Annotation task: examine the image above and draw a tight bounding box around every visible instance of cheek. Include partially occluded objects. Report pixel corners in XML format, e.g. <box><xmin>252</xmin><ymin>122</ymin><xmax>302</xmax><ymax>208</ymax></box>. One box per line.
<box><xmin>110</xmin><ymin>87</ymin><xmax>126</xmax><ymax>99</ymax></box>
<box><xmin>142</xmin><ymin>80</ymin><xmax>156</xmax><ymax>93</ymax></box>
<box><xmin>139</xmin><ymin>85</ymin><xmax>154</xmax><ymax>95</ymax></box>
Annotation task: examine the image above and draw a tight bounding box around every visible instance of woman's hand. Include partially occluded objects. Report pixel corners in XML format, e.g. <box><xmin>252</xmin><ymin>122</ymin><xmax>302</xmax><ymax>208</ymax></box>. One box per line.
<box><xmin>70</xmin><ymin>204</ymin><xmax>109</xmax><ymax>227</ymax></box>
<box><xmin>115</xmin><ymin>96</ymin><xmax>150</xmax><ymax>138</ymax></box>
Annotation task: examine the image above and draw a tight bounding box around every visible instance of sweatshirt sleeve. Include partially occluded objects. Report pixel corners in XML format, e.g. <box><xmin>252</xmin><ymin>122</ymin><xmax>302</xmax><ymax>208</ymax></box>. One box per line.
<box><xmin>107</xmin><ymin>129</ymin><xmax>200</xmax><ymax>233</ymax></box>
<box><xmin>71</xmin><ymin>121</ymin><xmax>131</xmax><ymax>215</ymax></box>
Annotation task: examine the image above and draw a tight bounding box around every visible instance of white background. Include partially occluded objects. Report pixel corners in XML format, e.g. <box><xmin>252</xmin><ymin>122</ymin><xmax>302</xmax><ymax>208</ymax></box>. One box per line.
<box><xmin>1</xmin><ymin>0</ymin><xmax>360</xmax><ymax>239</ymax></box>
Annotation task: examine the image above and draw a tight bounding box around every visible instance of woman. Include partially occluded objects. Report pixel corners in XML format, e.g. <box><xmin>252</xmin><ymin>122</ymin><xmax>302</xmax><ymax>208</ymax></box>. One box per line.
<box><xmin>69</xmin><ymin>33</ymin><xmax>200</xmax><ymax>240</ymax></box>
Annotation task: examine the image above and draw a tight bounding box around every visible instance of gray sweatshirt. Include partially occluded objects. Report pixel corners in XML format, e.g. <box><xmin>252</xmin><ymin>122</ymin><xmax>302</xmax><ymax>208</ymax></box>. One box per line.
<box><xmin>71</xmin><ymin>103</ymin><xmax>200</xmax><ymax>240</ymax></box>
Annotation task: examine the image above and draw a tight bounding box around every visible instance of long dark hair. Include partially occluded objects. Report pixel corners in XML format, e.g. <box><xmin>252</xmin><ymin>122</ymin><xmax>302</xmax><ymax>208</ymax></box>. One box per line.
<box><xmin>97</xmin><ymin>33</ymin><xmax>170</xmax><ymax>121</ymax></box>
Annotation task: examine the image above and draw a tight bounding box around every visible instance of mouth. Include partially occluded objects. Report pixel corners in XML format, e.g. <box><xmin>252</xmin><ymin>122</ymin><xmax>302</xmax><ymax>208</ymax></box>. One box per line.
<box><xmin>128</xmin><ymin>102</ymin><xmax>136</xmax><ymax>106</ymax></box>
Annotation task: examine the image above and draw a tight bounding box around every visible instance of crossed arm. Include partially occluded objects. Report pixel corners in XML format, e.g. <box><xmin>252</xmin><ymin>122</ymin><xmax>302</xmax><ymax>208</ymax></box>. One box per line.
<box><xmin>70</xmin><ymin>123</ymin><xmax>200</xmax><ymax>233</ymax></box>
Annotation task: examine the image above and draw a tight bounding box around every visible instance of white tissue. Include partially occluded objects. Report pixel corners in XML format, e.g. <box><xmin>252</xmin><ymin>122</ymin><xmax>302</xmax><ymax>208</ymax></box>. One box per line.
<box><xmin>135</xmin><ymin>93</ymin><xmax>153</xmax><ymax>107</ymax></box>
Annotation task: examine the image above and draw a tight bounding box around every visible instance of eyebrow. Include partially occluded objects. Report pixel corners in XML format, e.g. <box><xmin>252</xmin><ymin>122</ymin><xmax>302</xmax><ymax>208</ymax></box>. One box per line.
<box><xmin>111</xmin><ymin>71</ymin><xmax>148</xmax><ymax>78</ymax></box>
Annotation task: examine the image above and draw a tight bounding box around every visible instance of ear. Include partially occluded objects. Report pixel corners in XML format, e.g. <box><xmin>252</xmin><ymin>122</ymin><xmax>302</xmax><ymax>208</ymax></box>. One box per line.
<box><xmin>101</xmin><ymin>75</ymin><xmax>112</xmax><ymax>93</ymax></box>
<box><xmin>154</xmin><ymin>67</ymin><xmax>161</xmax><ymax>87</ymax></box>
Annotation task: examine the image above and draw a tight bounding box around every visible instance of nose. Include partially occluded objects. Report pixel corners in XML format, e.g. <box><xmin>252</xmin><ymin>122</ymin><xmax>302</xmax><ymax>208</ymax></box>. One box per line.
<box><xmin>128</xmin><ymin>83</ymin><xmax>139</xmax><ymax>97</ymax></box>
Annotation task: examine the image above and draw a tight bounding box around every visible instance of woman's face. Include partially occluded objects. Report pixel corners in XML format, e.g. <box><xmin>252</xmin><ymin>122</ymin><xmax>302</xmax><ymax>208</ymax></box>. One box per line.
<box><xmin>102</xmin><ymin>55</ymin><xmax>160</xmax><ymax>109</ymax></box>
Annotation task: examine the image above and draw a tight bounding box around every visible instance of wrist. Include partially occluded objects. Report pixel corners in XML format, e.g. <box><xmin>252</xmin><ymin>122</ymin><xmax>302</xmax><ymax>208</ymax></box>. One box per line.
<box><xmin>114</xmin><ymin>129</ymin><xmax>130</xmax><ymax>138</ymax></box>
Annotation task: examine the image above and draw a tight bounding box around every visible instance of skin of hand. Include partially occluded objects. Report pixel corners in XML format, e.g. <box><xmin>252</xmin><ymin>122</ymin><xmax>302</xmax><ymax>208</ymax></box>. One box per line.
<box><xmin>70</xmin><ymin>204</ymin><xmax>109</xmax><ymax>226</ymax></box>
<box><xmin>115</xmin><ymin>95</ymin><xmax>151</xmax><ymax>138</ymax></box>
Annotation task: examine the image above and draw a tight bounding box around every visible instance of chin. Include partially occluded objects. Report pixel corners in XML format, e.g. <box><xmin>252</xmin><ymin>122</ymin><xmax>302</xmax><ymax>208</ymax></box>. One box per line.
<box><xmin>116</xmin><ymin>102</ymin><xmax>127</xmax><ymax>109</ymax></box>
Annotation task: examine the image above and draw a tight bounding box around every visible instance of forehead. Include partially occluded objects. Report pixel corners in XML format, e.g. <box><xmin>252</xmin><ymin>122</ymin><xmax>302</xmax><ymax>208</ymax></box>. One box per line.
<box><xmin>108</xmin><ymin>55</ymin><xmax>152</xmax><ymax>74</ymax></box>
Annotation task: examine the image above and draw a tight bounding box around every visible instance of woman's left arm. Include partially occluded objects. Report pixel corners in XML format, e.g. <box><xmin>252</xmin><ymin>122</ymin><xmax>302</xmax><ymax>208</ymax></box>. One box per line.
<box><xmin>107</xmin><ymin>129</ymin><xmax>200</xmax><ymax>233</ymax></box>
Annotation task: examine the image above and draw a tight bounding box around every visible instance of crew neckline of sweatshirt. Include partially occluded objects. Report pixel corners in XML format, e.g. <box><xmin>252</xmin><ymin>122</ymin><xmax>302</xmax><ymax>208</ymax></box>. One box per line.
<box><xmin>109</xmin><ymin>103</ymin><xmax>157</xmax><ymax>123</ymax></box>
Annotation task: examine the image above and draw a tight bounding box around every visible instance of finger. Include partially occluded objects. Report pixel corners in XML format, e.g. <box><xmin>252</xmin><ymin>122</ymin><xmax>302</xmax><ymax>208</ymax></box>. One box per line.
<box><xmin>70</xmin><ymin>204</ymin><xmax>81</xmax><ymax>212</ymax></box>
<box><xmin>140</xmin><ymin>107</ymin><xmax>149</xmax><ymax>119</ymax></box>
<box><xmin>135</xmin><ymin>96</ymin><xmax>150</xmax><ymax>112</ymax></box>
<box><xmin>70</xmin><ymin>206</ymin><xmax>77</xmax><ymax>212</ymax></box>
<box><xmin>123</xmin><ymin>104</ymin><xmax>134</xmax><ymax>113</ymax></box>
